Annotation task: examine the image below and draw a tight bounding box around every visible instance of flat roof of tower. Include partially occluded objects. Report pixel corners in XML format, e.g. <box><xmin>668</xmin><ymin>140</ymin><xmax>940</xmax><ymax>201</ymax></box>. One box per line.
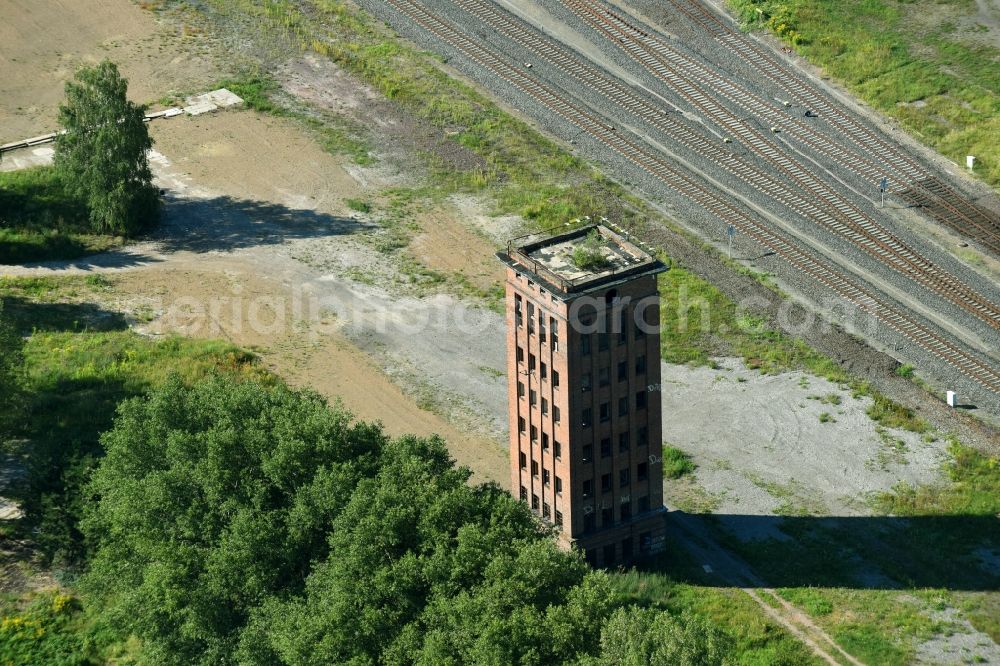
<box><xmin>497</xmin><ymin>224</ymin><xmax>667</xmax><ymax>296</ymax></box>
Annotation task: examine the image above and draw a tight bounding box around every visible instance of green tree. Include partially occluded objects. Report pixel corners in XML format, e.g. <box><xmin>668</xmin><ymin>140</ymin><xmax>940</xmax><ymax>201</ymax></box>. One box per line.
<box><xmin>80</xmin><ymin>373</ymin><xmax>737</xmax><ymax>665</ymax></box>
<box><xmin>81</xmin><ymin>375</ymin><xmax>387</xmax><ymax>664</ymax></box>
<box><xmin>55</xmin><ymin>60</ymin><xmax>158</xmax><ymax>235</ymax></box>
<box><xmin>240</xmin><ymin>432</ymin><xmax>618</xmax><ymax>666</ymax></box>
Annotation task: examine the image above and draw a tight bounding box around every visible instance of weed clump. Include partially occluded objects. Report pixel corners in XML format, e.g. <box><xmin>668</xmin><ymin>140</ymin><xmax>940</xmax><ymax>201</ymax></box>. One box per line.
<box><xmin>570</xmin><ymin>230</ymin><xmax>611</xmax><ymax>272</ymax></box>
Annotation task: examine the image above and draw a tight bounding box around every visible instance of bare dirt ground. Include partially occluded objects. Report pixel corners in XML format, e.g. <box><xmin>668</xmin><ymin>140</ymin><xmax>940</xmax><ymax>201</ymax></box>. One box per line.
<box><xmin>110</xmin><ymin>263</ymin><xmax>507</xmax><ymax>485</ymax></box>
<box><xmin>409</xmin><ymin>206</ymin><xmax>505</xmax><ymax>292</ymax></box>
<box><xmin>2</xmin><ymin>105</ymin><xmax>511</xmax><ymax>484</ymax></box>
<box><xmin>149</xmin><ymin>110</ymin><xmax>365</xmax><ymax>217</ymax></box>
<box><xmin>662</xmin><ymin>358</ymin><xmax>946</xmax><ymax>520</ymax></box>
<box><xmin>0</xmin><ymin>0</ymin><xmax>222</xmax><ymax>142</ymax></box>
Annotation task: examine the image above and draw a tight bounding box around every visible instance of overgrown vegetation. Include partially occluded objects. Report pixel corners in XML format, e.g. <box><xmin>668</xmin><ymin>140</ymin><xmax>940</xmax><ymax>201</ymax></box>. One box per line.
<box><xmin>344</xmin><ymin>198</ymin><xmax>371</xmax><ymax>213</ymax></box>
<box><xmin>2</xmin><ymin>350</ymin><xmax>741</xmax><ymax>664</ymax></box>
<box><xmin>0</xmin><ymin>276</ymin><xmax>270</xmax><ymax>565</ymax></box>
<box><xmin>0</xmin><ymin>592</ymin><xmax>91</xmax><ymax>665</ymax></box>
<box><xmin>0</xmin><ymin>299</ymin><xmax>23</xmax><ymax>436</ymax></box>
<box><xmin>611</xmin><ymin>560</ymin><xmax>819</xmax><ymax>664</ymax></box>
<box><xmin>0</xmin><ymin>168</ymin><xmax>124</xmax><ymax>264</ymax></box>
<box><xmin>662</xmin><ymin>446</ymin><xmax>696</xmax><ymax>479</ymax></box>
<box><xmin>871</xmin><ymin>438</ymin><xmax>999</xmax><ymax>517</ymax></box>
<box><xmin>0</xmin><ymin>275</ymin><xmax>817</xmax><ymax>664</ymax></box>
<box><xmin>727</xmin><ymin>0</ymin><xmax>1000</xmax><ymax>189</ymax></box>
<box><xmin>656</xmin><ymin>265</ymin><xmax>842</xmax><ymax>377</ymax></box>
<box><xmin>1</xmin><ymin>60</ymin><xmax>156</xmax><ymax>264</ymax></box>
<box><xmin>866</xmin><ymin>393</ymin><xmax>929</xmax><ymax>433</ymax></box>
<box><xmin>571</xmin><ymin>229</ymin><xmax>612</xmax><ymax>272</ymax></box>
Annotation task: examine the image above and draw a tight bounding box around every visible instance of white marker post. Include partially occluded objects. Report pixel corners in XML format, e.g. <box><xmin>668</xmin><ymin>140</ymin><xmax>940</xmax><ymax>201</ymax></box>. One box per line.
<box><xmin>946</xmin><ymin>390</ymin><xmax>957</xmax><ymax>408</ymax></box>
<box><xmin>726</xmin><ymin>224</ymin><xmax>736</xmax><ymax>260</ymax></box>
<box><xmin>967</xmin><ymin>156</ymin><xmax>975</xmax><ymax>171</ymax></box>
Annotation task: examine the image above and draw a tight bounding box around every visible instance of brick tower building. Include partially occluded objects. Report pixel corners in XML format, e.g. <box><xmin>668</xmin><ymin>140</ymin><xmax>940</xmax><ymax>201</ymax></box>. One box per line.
<box><xmin>497</xmin><ymin>225</ymin><xmax>668</xmax><ymax>567</ymax></box>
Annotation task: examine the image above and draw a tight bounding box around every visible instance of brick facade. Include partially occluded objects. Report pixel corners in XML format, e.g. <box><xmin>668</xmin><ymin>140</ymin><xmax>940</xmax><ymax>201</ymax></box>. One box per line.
<box><xmin>498</xmin><ymin>225</ymin><xmax>668</xmax><ymax>567</ymax></box>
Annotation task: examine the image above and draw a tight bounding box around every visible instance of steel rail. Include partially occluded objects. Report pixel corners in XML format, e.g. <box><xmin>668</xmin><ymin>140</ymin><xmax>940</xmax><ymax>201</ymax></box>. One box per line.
<box><xmin>381</xmin><ymin>0</ymin><xmax>1000</xmax><ymax>391</ymax></box>
<box><xmin>557</xmin><ymin>0</ymin><xmax>1000</xmax><ymax>328</ymax></box>
<box><xmin>666</xmin><ymin>0</ymin><xmax>1000</xmax><ymax>249</ymax></box>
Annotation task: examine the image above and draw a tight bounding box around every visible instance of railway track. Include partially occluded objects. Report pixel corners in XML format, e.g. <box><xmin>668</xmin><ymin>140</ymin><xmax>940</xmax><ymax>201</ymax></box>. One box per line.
<box><xmin>666</xmin><ymin>0</ymin><xmax>1000</xmax><ymax>252</ymax></box>
<box><xmin>451</xmin><ymin>0</ymin><xmax>1000</xmax><ymax>332</ymax></box>
<box><xmin>557</xmin><ymin>0</ymin><xmax>1000</xmax><ymax>328</ymax></box>
<box><xmin>379</xmin><ymin>0</ymin><xmax>1000</xmax><ymax>392</ymax></box>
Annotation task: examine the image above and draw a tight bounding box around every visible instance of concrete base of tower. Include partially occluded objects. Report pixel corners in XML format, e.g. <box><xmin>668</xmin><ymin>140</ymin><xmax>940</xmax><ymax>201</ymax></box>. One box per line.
<box><xmin>560</xmin><ymin>507</ymin><xmax>667</xmax><ymax>568</ymax></box>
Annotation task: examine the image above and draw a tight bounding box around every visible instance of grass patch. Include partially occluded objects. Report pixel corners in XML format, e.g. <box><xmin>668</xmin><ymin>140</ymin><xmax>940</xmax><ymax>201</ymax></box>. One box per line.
<box><xmin>0</xmin><ymin>275</ymin><xmax>121</xmax><ymax>333</ymax></box>
<box><xmin>478</xmin><ymin>365</ymin><xmax>504</xmax><ymax>379</ymax></box>
<box><xmin>743</xmin><ymin>473</ymin><xmax>827</xmax><ymax>515</ymax></box>
<box><xmin>0</xmin><ymin>591</ymin><xmax>94</xmax><ymax>665</ymax></box>
<box><xmin>1</xmin><ymin>276</ymin><xmax>272</xmax><ymax>564</ymax></box>
<box><xmin>345</xmin><ymin>198</ymin><xmax>372</xmax><ymax>213</ymax></box>
<box><xmin>611</xmin><ymin>551</ymin><xmax>822</xmax><ymax>665</ymax></box>
<box><xmin>663</xmin><ymin>445</ymin><xmax>696</xmax><ymax>478</ymax></box>
<box><xmin>727</xmin><ymin>0</ymin><xmax>1000</xmax><ymax>190</ymax></box>
<box><xmin>778</xmin><ymin>588</ymin><xmax>832</xmax><ymax>616</ymax></box>
<box><xmin>866</xmin><ymin>393</ymin><xmax>929</xmax><ymax>433</ymax></box>
<box><xmin>216</xmin><ymin>72</ymin><xmax>286</xmax><ymax>115</ymax></box>
<box><xmin>780</xmin><ymin>588</ymin><xmax>943</xmax><ymax>666</ymax></box>
<box><xmin>665</xmin><ymin>476</ymin><xmax>723</xmax><ymax>513</ymax></box>
<box><xmin>870</xmin><ymin>438</ymin><xmax>999</xmax><ymax>516</ymax></box>
<box><xmin>0</xmin><ymin>167</ymin><xmax>124</xmax><ymax>264</ymax></box>
<box><xmin>450</xmin><ymin>274</ymin><xmax>505</xmax><ymax>312</ymax></box>
<box><xmin>657</xmin><ymin>265</ymin><xmax>848</xmax><ymax>381</ymax></box>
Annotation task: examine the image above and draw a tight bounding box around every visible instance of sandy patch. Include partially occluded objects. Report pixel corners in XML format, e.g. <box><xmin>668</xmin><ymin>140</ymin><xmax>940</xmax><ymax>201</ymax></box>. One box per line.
<box><xmin>112</xmin><ymin>264</ymin><xmax>507</xmax><ymax>484</ymax></box>
<box><xmin>148</xmin><ymin>111</ymin><xmax>364</xmax><ymax>215</ymax></box>
<box><xmin>448</xmin><ymin>193</ymin><xmax>525</xmax><ymax>242</ymax></box>
<box><xmin>409</xmin><ymin>205</ymin><xmax>505</xmax><ymax>292</ymax></box>
<box><xmin>0</xmin><ymin>0</ymin><xmax>222</xmax><ymax>141</ymax></box>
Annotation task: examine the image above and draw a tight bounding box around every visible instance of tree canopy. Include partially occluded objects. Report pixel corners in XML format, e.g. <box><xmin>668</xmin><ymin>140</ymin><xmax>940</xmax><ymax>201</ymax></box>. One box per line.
<box><xmin>55</xmin><ymin>60</ymin><xmax>158</xmax><ymax>236</ymax></box>
<box><xmin>81</xmin><ymin>374</ymin><xmax>733</xmax><ymax>665</ymax></box>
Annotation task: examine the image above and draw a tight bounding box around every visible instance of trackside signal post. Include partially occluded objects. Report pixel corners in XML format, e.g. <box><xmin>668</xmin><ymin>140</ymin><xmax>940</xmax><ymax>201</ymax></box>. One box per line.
<box><xmin>497</xmin><ymin>225</ymin><xmax>668</xmax><ymax>567</ymax></box>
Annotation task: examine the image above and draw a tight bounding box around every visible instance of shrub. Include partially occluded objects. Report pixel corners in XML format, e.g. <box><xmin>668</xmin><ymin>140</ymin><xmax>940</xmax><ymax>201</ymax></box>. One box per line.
<box><xmin>571</xmin><ymin>229</ymin><xmax>612</xmax><ymax>272</ymax></box>
<box><xmin>663</xmin><ymin>446</ymin><xmax>696</xmax><ymax>479</ymax></box>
